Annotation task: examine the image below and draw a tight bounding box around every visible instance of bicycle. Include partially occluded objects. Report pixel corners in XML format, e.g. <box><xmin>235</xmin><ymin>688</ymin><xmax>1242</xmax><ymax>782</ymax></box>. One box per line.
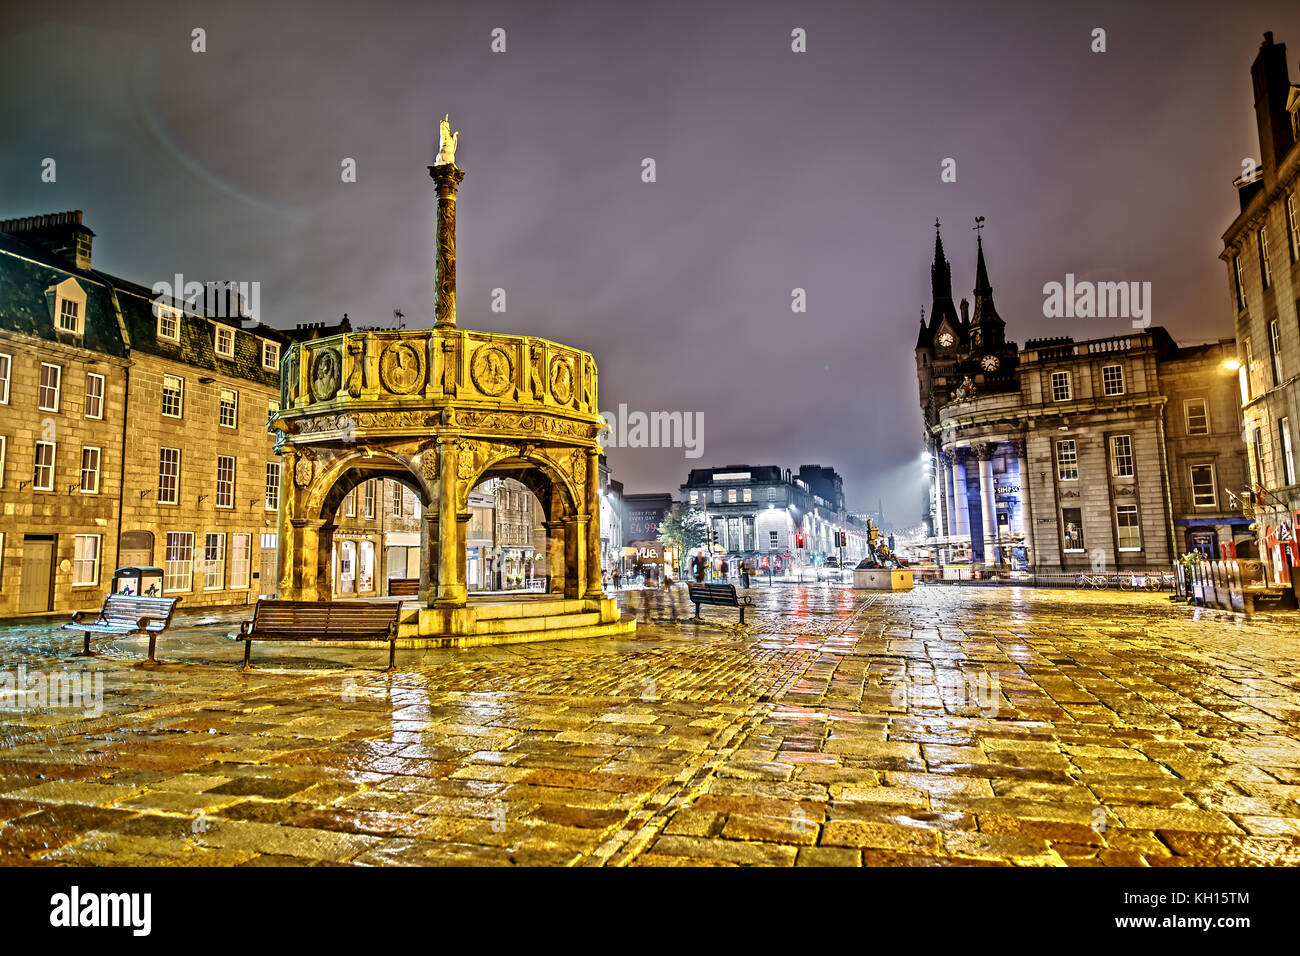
<box><xmin>1077</xmin><ymin>572</ymin><xmax>1109</xmax><ymax>589</ymax></box>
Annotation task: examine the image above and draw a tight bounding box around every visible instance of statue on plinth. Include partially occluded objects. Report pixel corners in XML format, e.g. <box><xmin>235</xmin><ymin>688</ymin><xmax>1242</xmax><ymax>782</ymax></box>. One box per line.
<box><xmin>435</xmin><ymin>114</ymin><xmax>459</xmax><ymax>166</ymax></box>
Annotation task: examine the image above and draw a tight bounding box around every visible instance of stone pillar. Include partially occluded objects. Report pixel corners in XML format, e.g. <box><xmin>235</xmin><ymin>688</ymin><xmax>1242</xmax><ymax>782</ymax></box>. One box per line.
<box><xmin>434</xmin><ymin>446</ymin><xmax>466</xmax><ymax>606</ymax></box>
<box><xmin>315</xmin><ymin>523</ymin><xmax>335</xmax><ymax>600</ymax></box>
<box><xmin>545</xmin><ymin>519</ymin><xmax>565</xmax><ymax>594</ymax></box>
<box><xmin>975</xmin><ymin>442</ymin><xmax>998</xmax><ymax>567</ymax></box>
<box><xmin>583</xmin><ymin>449</ymin><xmax>603</xmax><ymax>599</ymax></box>
<box><xmin>939</xmin><ymin>451</ymin><xmax>955</xmax><ymax>538</ymax></box>
<box><xmin>419</xmin><ymin>512</ymin><xmax>439</xmax><ymax>606</ymax></box>
<box><xmin>952</xmin><ymin>450</ymin><xmax>970</xmax><ymax>538</ymax></box>
<box><xmin>1011</xmin><ymin>436</ymin><xmax>1032</xmax><ymax>569</ymax></box>
<box><xmin>457</xmin><ymin>512</ymin><xmax>471</xmax><ymax>593</ymax></box>
<box><xmin>275</xmin><ymin>452</ymin><xmax>297</xmax><ymax>598</ymax></box>
<box><xmin>563</xmin><ymin>515</ymin><xmax>587</xmax><ymax>599</ymax></box>
<box><xmin>427</xmin><ymin>162</ymin><xmax>466</xmax><ymax>330</ymax></box>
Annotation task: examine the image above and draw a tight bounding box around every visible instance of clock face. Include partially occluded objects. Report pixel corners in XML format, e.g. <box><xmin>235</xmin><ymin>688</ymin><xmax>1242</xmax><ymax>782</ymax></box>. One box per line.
<box><xmin>981</xmin><ymin>355</ymin><xmax>999</xmax><ymax>371</ymax></box>
<box><xmin>937</xmin><ymin>331</ymin><xmax>954</xmax><ymax>347</ymax></box>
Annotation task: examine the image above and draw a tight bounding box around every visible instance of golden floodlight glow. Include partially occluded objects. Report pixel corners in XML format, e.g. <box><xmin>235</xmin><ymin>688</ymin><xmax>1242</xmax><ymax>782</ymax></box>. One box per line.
<box><xmin>1223</xmin><ymin>358</ymin><xmax>1241</xmax><ymax>371</ymax></box>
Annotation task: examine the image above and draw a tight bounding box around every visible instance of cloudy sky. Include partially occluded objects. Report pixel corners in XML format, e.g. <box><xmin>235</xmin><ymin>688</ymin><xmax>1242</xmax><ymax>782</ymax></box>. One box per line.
<box><xmin>3</xmin><ymin>0</ymin><xmax>1299</xmax><ymax>522</ymax></box>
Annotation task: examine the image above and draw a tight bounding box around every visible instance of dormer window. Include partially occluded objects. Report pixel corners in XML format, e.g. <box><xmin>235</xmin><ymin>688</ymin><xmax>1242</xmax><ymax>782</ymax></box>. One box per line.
<box><xmin>262</xmin><ymin>341</ymin><xmax>280</xmax><ymax>370</ymax></box>
<box><xmin>157</xmin><ymin>303</ymin><xmax>182</xmax><ymax>342</ymax></box>
<box><xmin>47</xmin><ymin>277</ymin><xmax>87</xmax><ymax>337</ymax></box>
<box><xmin>215</xmin><ymin>325</ymin><xmax>235</xmax><ymax>358</ymax></box>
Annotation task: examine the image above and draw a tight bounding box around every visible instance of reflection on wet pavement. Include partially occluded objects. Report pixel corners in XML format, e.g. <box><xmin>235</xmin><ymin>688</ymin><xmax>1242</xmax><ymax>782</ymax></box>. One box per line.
<box><xmin>2</xmin><ymin>584</ymin><xmax>1299</xmax><ymax>866</ymax></box>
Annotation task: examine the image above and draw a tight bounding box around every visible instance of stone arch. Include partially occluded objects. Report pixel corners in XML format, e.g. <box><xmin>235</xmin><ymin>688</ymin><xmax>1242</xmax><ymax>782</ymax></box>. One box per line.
<box><xmin>458</xmin><ymin>446</ymin><xmax>581</xmax><ymax>519</ymax></box>
<box><xmin>305</xmin><ymin>448</ymin><xmax>433</xmax><ymax>520</ymax></box>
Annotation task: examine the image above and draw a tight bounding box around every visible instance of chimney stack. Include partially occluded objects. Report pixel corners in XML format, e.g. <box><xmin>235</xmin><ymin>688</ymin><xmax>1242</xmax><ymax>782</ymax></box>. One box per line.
<box><xmin>1250</xmin><ymin>31</ymin><xmax>1295</xmax><ymax>185</ymax></box>
<box><xmin>0</xmin><ymin>210</ymin><xmax>94</xmax><ymax>270</ymax></box>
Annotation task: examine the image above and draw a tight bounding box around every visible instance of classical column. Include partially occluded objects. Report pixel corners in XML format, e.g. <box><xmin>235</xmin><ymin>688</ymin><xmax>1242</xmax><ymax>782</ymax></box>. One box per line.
<box><xmin>275</xmin><ymin>450</ymin><xmax>297</xmax><ymax>598</ymax></box>
<box><xmin>583</xmin><ymin>449</ymin><xmax>603</xmax><ymax>599</ymax></box>
<box><xmin>428</xmin><ymin>154</ymin><xmax>466</xmax><ymax>330</ymax></box>
<box><xmin>952</xmin><ymin>449</ymin><xmax>970</xmax><ymax>538</ymax></box>
<box><xmin>975</xmin><ymin>442</ymin><xmax>998</xmax><ymax>567</ymax></box>
<box><xmin>1010</xmin><ymin>436</ymin><xmax>1033</xmax><ymax>569</ymax></box>
<box><xmin>545</xmin><ymin>519</ymin><xmax>565</xmax><ymax>593</ymax></box>
<box><xmin>940</xmin><ymin>451</ymin><xmax>955</xmax><ymax>539</ymax></box>
<box><xmin>419</xmin><ymin>512</ymin><xmax>439</xmax><ymax>606</ymax></box>
<box><xmin>434</xmin><ymin>445</ymin><xmax>466</xmax><ymax>606</ymax></box>
<box><xmin>563</xmin><ymin>515</ymin><xmax>587</xmax><ymax>599</ymax></box>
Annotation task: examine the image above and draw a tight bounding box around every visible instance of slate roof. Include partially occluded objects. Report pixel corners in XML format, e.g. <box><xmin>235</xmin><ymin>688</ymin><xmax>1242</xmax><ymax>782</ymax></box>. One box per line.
<box><xmin>0</xmin><ymin>229</ymin><xmax>290</xmax><ymax>388</ymax></box>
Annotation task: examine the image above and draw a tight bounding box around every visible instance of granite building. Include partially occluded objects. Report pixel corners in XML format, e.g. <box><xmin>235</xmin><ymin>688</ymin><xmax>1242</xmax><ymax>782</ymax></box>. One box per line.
<box><xmin>917</xmin><ymin>226</ymin><xmax>1250</xmax><ymax>574</ymax></box>
<box><xmin>1222</xmin><ymin>31</ymin><xmax>1300</xmax><ymax>587</ymax></box>
<box><xmin>0</xmin><ymin>211</ymin><xmax>293</xmax><ymax>616</ymax></box>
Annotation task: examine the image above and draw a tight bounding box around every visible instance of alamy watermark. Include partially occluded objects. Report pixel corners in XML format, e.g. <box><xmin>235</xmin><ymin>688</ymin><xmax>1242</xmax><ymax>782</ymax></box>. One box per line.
<box><xmin>151</xmin><ymin>274</ymin><xmax>261</xmax><ymax>326</ymax></box>
<box><xmin>0</xmin><ymin>664</ymin><xmax>103</xmax><ymax>718</ymax></box>
<box><xmin>598</xmin><ymin>404</ymin><xmax>703</xmax><ymax>459</ymax></box>
<box><xmin>1042</xmin><ymin>274</ymin><xmax>1151</xmax><ymax>329</ymax></box>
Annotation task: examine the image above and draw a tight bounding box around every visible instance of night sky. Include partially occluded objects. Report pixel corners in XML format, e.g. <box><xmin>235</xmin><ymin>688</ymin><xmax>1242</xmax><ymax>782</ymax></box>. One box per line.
<box><xmin>3</xmin><ymin>0</ymin><xmax>1299</xmax><ymax>524</ymax></box>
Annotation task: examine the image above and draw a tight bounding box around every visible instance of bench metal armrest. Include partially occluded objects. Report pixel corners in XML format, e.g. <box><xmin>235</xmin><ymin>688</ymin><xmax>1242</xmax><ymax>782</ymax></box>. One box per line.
<box><xmin>71</xmin><ymin>610</ymin><xmax>91</xmax><ymax>625</ymax></box>
<box><xmin>239</xmin><ymin>620</ymin><xmax>253</xmax><ymax>636</ymax></box>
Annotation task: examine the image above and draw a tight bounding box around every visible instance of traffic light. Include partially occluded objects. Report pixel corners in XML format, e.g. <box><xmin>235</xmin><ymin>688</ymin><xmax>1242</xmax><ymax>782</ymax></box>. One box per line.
<box><xmin>711</xmin><ymin>529</ymin><xmax>718</xmax><ymax>545</ymax></box>
<box><xmin>795</xmin><ymin>532</ymin><xmax>805</xmax><ymax>549</ymax></box>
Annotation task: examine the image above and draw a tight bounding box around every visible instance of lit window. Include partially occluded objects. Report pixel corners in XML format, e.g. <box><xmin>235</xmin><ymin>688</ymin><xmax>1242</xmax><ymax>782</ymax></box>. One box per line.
<box><xmin>0</xmin><ymin>353</ymin><xmax>10</xmax><ymax>403</ymax></box>
<box><xmin>219</xmin><ymin>387</ymin><xmax>238</xmax><ymax>428</ymax></box>
<box><xmin>1288</xmin><ymin>193</ymin><xmax>1300</xmax><ymax>263</ymax></box>
<box><xmin>85</xmin><ymin>373</ymin><xmax>104</xmax><ymax>419</ymax></box>
<box><xmin>1259</xmin><ymin>226</ymin><xmax>1272</xmax><ymax>290</ymax></box>
<box><xmin>1051</xmin><ymin>370</ymin><xmax>1072</xmax><ymax>402</ymax></box>
<box><xmin>33</xmin><ymin>440</ymin><xmax>56</xmax><ymax>491</ymax></box>
<box><xmin>1184</xmin><ymin>398</ymin><xmax>1209</xmax><ymax>435</ymax></box>
<box><xmin>1269</xmin><ymin>320</ymin><xmax>1283</xmax><ymax>387</ymax></box>
<box><xmin>215</xmin><ymin>326</ymin><xmax>235</xmax><ymax>358</ymax></box>
<box><xmin>80</xmin><ymin>446</ymin><xmax>101</xmax><ymax>493</ymax></box>
<box><xmin>265</xmin><ymin>461</ymin><xmax>280</xmax><ymax>510</ymax></box>
<box><xmin>1111</xmin><ymin>435</ymin><xmax>1134</xmax><ymax>478</ymax></box>
<box><xmin>262</xmin><ymin>341</ymin><xmax>280</xmax><ymax>370</ymax></box>
<box><xmin>769</xmin><ymin>531</ymin><xmax>779</xmax><ymax>549</ymax></box>
<box><xmin>743</xmin><ymin>488</ymin><xmax>752</xmax><ymax>502</ymax></box>
<box><xmin>0</xmin><ymin>435</ymin><xmax>6</xmax><ymax>488</ymax></box>
<box><xmin>157</xmin><ymin>303</ymin><xmax>181</xmax><ymax>342</ymax></box>
<box><xmin>1056</xmin><ymin>439</ymin><xmax>1078</xmax><ymax>481</ymax></box>
<box><xmin>345</xmin><ymin>488</ymin><xmax>356</xmax><ymax>517</ymax></box>
<box><xmin>1190</xmin><ymin>464</ymin><xmax>1217</xmax><ymax>508</ymax></box>
<box><xmin>39</xmin><ymin>363</ymin><xmax>61</xmax><ymax>411</ymax></box>
<box><xmin>767</xmin><ymin>487</ymin><xmax>777</xmax><ymax>501</ymax></box>
<box><xmin>72</xmin><ymin>534</ymin><xmax>101</xmax><ymax>586</ymax></box>
<box><xmin>1116</xmin><ymin>506</ymin><xmax>1141</xmax><ymax>551</ymax></box>
<box><xmin>158</xmin><ymin>447</ymin><xmax>180</xmax><ymax>504</ymax></box>
<box><xmin>1062</xmin><ymin>507</ymin><xmax>1085</xmax><ymax>552</ymax></box>
<box><xmin>164</xmin><ymin>532</ymin><xmax>194</xmax><ymax>592</ymax></box>
<box><xmin>1281</xmin><ymin>417</ymin><xmax>1296</xmax><ymax>486</ymax></box>
<box><xmin>1101</xmin><ymin>364</ymin><xmax>1124</xmax><ymax>396</ymax></box>
<box><xmin>162</xmin><ymin>375</ymin><xmax>183</xmax><ymax>418</ymax></box>
<box><xmin>690</xmin><ymin>490</ymin><xmax>698</xmax><ymax>504</ymax></box>
<box><xmin>727</xmin><ymin>488</ymin><xmax>737</xmax><ymax>503</ymax></box>
<box><xmin>1243</xmin><ymin>338</ymin><xmax>1255</xmax><ymax>400</ymax></box>
<box><xmin>364</xmin><ymin>481</ymin><xmax>376</xmax><ymax>519</ymax></box>
<box><xmin>215</xmin><ymin>455</ymin><xmax>235</xmax><ymax>508</ymax></box>
<box><xmin>203</xmin><ymin>533</ymin><xmax>226</xmax><ymax>590</ymax></box>
<box><xmin>230</xmin><ymin>534</ymin><xmax>252</xmax><ymax>589</ymax></box>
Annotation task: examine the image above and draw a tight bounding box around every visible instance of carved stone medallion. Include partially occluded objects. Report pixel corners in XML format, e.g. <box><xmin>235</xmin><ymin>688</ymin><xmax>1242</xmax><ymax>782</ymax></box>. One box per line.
<box><xmin>550</xmin><ymin>356</ymin><xmax>574</xmax><ymax>404</ymax></box>
<box><xmin>294</xmin><ymin>455</ymin><xmax>313</xmax><ymax>487</ymax></box>
<box><xmin>310</xmin><ymin>348</ymin><xmax>342</xmax><ymax>403</ymax></box>
<box><xmin>380</xmin><ymin>341</ymin><xmax>425</xmax><ymax>394</ymax></box>
<box><xmin>470</xmin><ymin>344</ymin><xmax>513</xmax><ymax>396</ymax></box>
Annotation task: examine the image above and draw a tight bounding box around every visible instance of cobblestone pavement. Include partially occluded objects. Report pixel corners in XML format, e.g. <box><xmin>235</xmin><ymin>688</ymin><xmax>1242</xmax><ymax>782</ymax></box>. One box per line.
<box><xmin>2</xmin><ymin>584</ymin><xmax>1299</xmax><ymax>866</ymax></box>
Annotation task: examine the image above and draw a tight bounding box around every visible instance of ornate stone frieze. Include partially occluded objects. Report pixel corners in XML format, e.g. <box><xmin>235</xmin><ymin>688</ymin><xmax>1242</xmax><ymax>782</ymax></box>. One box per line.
<box><xmin>380</xmin><ymin>340</ymin><xmax>425</xmax><ymax>394</ymax></box>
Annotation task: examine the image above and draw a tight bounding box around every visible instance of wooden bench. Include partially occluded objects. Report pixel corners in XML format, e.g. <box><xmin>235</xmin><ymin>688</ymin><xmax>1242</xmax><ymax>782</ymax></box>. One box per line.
<box><xmin>686</xmin><ymin>583</ymin><xmax>754</xmax><ymax>625</ymax></box>
<box><xmin>237</xmin><ymin>600</ymin><xmax>403</xmax><ymax>671</ymax></box>
<box><xmin>63</xmin><ymin>594</ymin><xmax>181</xmax><ymax>663</ymax></box>
<box><xmin>388</xmin><ymin>578</ymin><xmax>419</xmax><ymax>597</ymax></box>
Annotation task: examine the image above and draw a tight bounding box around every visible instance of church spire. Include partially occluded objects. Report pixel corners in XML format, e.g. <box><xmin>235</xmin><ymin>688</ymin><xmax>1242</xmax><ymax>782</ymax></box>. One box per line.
<box><xmin>928</xmin><ymin>219</ymin><xmax>960</xmax><ymax>334</ymax></box>
<box><xmin>969</xmin><ymin>217</ymin><xmax>1005</xmax><ymax>350</ymax></box>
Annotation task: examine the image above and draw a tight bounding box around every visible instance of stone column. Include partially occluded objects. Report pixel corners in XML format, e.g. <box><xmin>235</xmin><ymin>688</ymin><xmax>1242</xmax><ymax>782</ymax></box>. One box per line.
<box><xmin>952</xmin><ymin>449</ymin><xmax>970</xmax><ymax>538</ymax></box>
<box><xmin>563</xmin><ymin>515</ymin><xmax>587</xmax><ymax>599</ymax></box>
<box><xmin>427</xmin><ymin>162</ymin><xmax>466</xmax><ymax>330</ymax></box>
<box><xmin>434</xmin><ymin>445</ymin><xmax>466</xmax><ymax>606</ymax></box>
<box><xmin>584</xmin><ymin>449</ymin><xmax>603</xmax><ymax>599</ymax></box>
<box><xmin>939</xmin><ymin>451</ymin><xmax>955</xmax><ymax>538</ymax></box>
<box><xmin>1010</xmin><ymin>436</ymin><xmax>1032</xmax><ymax>569</ymax></box>
<box><xmin>419</xmin><ymin>512</ymin><xmax>439</xmax><ymax>606</ymax></box>
<box><xmin>975</xmin><ymin>442</ymin><xmax>998</xmax><ymax>567</ymax></box>
<box><xmin>275</xmin><ymin>451</ymin><xmax>297</xmax><ymax>598</ymax></box>
<box><xmin>545</xmin><ymin>519</ymin><xmax>565</xmax><ymax>594</ymax></box>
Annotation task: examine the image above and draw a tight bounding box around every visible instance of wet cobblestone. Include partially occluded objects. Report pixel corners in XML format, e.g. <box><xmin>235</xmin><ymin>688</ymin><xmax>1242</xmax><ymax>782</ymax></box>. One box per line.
<box><xmin>2</xmin><ymin>585</ymin><xmax>1299</xmax><ymax>866</ymax></box>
